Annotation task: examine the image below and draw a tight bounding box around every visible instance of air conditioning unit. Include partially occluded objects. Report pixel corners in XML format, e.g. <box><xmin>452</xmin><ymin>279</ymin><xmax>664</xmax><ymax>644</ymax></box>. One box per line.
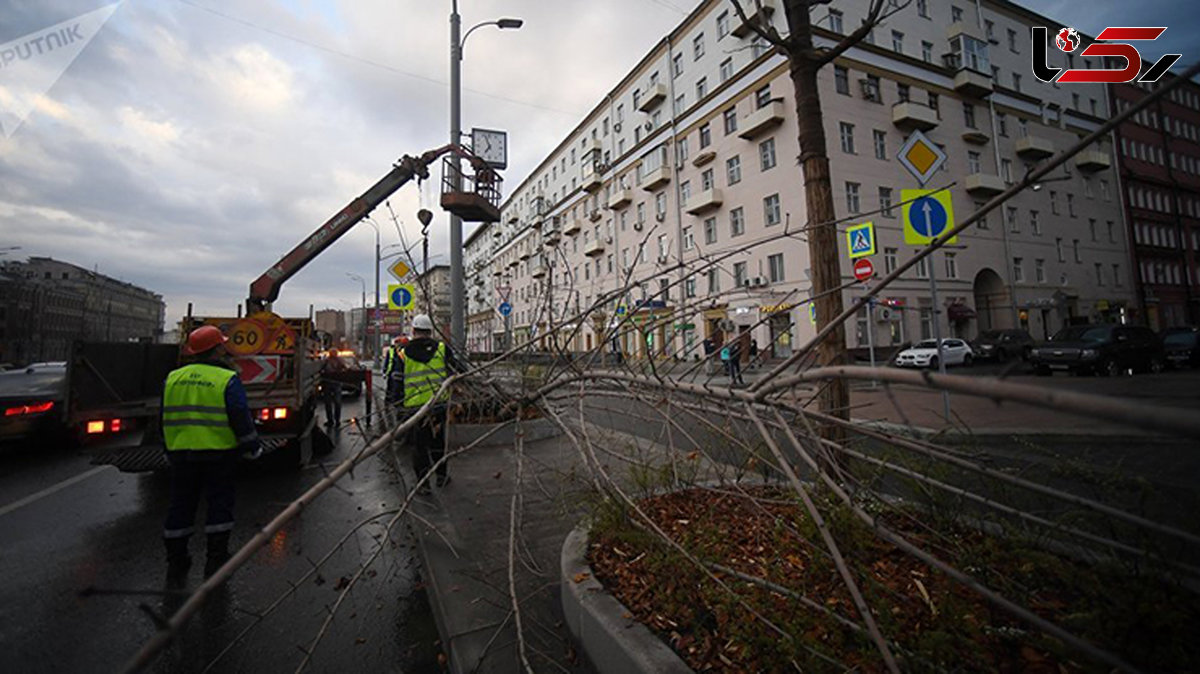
<box><xmin>657</xmin><ymin>254</ymin><xmax>669</xmax><ymax>264</ymax></box>
<box><xmin>589</xmin><ymin>209</ymin><xmax>602</xmax><ymax>221</ymax></box>
<box><xmin>859</xmin><ymin>78</ymin><xmax>881</xmax><ymax>102</ymax></box>
<box><xmin>741</xmin><ymin>279</ymin><xmax>752</xmax><ymax>288</ymax></box>
<box><xmin>605</xmin><ymin>236</ymin><xmax>614</xmax><ymax>244</ymax></box>
<box><xmin>644</xmin><ymin>121</ymin><xmax>654</xmax><ymax>131</ymax></box>
<box><xmin>752</xmin><ymin>276</ymin><xmax>767</xmax><ymax>287</ymax></box>
<box><xmin>633</xmin><ymin>221</ymin><xmax>644</xmax><ymax>231</ymax></box>
<box><xmin>874</xmin><ymin>306</ymin><xmax>895</xmax><ymax>322</ymax></box>
<box><xmin>613</xmin><ymin>122</ymin><xmax>623</xmax><ymax>132</ymax></box>
<box><xmin>655</xmin><ymin>213</ymin><xmax>666</xmax><ymax>222</ymax></box>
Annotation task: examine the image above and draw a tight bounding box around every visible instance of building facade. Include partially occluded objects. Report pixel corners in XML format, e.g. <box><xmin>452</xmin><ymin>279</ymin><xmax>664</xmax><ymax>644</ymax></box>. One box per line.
<box><xmin>465</xmin><ymin>222</ymin><xmax>501</xmax><ymax>352</ymax></box>
<box><xmin>0</xmin><ymin>257</ymin><xmax>165</xmax><ymax>364</ymax></box>
<box><xmin>465</xmin><ymin>0</ymin><xmax>1134</xmax><ymax>359</ymax></box>
<box><xmin>314</xmin><ymin>308</ymin><xmax>348</xmax><ymax>348</ymax></box>
<box><xmin>1111</xmin><ymin>74</ymin><xmax>1200</xmax><ymax>330</ymax></box>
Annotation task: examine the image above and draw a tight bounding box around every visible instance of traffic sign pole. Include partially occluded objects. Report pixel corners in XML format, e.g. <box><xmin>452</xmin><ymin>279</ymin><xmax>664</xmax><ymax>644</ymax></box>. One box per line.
<box><xmin>865</xmin><ymin>294</ymin><xmax>877</xmax><ymax>385</ymax></box>
<box><xmin>928</xmin><ymin>268</ymin><xmax>951</xmax><ymax>421</ymax></box>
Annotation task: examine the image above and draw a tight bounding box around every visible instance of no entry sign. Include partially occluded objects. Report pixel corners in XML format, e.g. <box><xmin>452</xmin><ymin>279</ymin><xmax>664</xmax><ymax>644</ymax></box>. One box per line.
<box><xmin>853</xmin><ymin>258</ymin><xmax>875</xmax><ymax>281</ymax></box>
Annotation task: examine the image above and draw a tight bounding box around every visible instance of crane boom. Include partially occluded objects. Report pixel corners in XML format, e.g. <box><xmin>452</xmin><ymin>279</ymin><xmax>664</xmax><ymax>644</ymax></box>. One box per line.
<box><xmin>246</xmin><ymin>145</ymin><xmax>458</xmax><ymax>314</ymax></box>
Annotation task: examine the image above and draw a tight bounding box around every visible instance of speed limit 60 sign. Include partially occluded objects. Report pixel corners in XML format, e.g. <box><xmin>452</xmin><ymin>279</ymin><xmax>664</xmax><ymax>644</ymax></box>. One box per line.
<box><xmin>226</xmin><ymin>319</ymin><xmax>267</xmax><ymax>355</ymax></box>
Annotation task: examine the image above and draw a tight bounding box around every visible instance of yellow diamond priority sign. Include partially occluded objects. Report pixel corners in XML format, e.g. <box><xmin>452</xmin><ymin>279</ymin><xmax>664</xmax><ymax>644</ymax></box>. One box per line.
<box><xmin>388</xmin><ymin>259</ymin><xmax>410</xmax><ymax>281</ymax></box>
<box><xmin>897</xmin><ymin>129</ymin><xmax>947</xmax><ymax>186</ymax></box>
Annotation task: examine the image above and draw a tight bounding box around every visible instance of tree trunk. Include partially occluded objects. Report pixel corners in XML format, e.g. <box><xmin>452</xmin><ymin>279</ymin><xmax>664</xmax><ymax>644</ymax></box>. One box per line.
<box><xmin>785</xmin><ymin>21</ymin><xmax>849</xmax><ymax>446</ymax></box>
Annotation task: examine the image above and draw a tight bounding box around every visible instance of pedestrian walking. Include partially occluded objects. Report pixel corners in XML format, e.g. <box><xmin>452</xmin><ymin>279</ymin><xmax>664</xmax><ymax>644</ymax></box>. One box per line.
<box><xmin>728</xmin><ymin>339</ymin><xmax>746</xmax><ymax>386</ymax></box>
<box><xmin>383</xmin><ymin>336</ymin><xmax>407</xmax><ymax>425</ymax></box>
<box><xmin>319</xmin><ymin>349</ymin><xmax>346</xmax><ymax>428</ymax></box>
<box><xmin>702</xmin><ymin>336</ymin><xmax>716</xmax><ymax>375</ymax></box>
<box><xmin>161</xmin><ymin>326</ymin><xmax>260</xmax><ymax>586</ymax></box>
<box><xmin>749</xmin><ymin>338</ymin><xmax>759</xmax><ymax>370</ymax></box>
<box><xmin>401</xmin><ymin>314</ymin><xmax>464</xmax><ymax>493</ymax></box>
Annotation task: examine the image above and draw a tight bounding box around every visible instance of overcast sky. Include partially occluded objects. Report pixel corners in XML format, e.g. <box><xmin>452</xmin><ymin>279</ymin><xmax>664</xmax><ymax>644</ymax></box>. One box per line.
<box><xmin>0</xmin><ymin>0</ymin><xmax>1194</xmax><ymax>328</ymax></box>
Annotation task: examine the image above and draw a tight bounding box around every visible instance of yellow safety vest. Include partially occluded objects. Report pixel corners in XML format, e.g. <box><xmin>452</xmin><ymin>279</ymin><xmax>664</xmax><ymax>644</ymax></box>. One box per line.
<box><xmin>402</xmin><ymin>343</ymin><xmax>449</xmax><ymax>408</ymax></box>
<box><xmin>163</xmin><ymin>363</ymin><xmax>237</xmax><ymax>451</ymax></box>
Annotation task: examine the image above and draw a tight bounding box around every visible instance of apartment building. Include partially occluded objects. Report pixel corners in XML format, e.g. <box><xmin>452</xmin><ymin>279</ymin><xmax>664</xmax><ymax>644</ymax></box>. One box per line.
<box><xmin>465</xmin><ymin>221</ymin><xmax>500</xmax><ymax>351</ymax></box>
<box><xmin>465</xmin><ymin>0</ymin><xmax>1133</xmax><ymax>359</ymax></box>
<box><xmin>1111</xmin><ymin>74</ymin><xmax>1200</xmax><ymax>330</ymax></box>
<box><xmin>414</xmin><ymin>264</ymin><xmax>452</xmax><ymax>338</ymax></box>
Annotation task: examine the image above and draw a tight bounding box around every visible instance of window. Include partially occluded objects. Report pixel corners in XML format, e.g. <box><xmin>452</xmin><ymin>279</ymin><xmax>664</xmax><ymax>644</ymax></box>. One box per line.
<box><xmin>707</xmin><ymin>269</ymin><xmax>720</xmax><ymax>293</ymax></box>
<box><xmin>1036</xmin><ymin>259</ymin><xmax>1046</xmax><ymax>283</ymax></box>
<box><xmin>1007</xmin><ymin>206</ymin><xmax>1019</xmax><ymax>232</ymax></box>
<box><xmin>884</xmin><ymin>247</ymin><xmax>898</xmax><ymax>273</ymax></box>
<box><xmin>865</xmin><ymin>74</ymin><xmax>882</xmax><ymax>103</ymax></box>
<box><xmin>730</xmin><ymin>207</ymin><xmax>745</xmax><ymax>237</ymax></box>
<box><xmin>1107</xmin><ymin>220</ymin><xmax>1116</xmax><ymax>243</ymax></box>
<box><xmin>922</xmin><ymin>41</ymin><xmax>933</xmax><ymax>63</ymax></box>
<box><xmin>693</xmin><ymin>32</ymin><xmax>705</xmax><ymax>60</ymax></box>
<box><xmin>879</xmin><ymin>187</ymin><xmax>894</xmax><ymax>217</ymax></box>
<box><xmin>699</xmin><ymin>123</ymin><xmax>711</xmax><ymax>148</ymax></box>
<box><xmin>945</xmin><ymin>252</ymin><xmax>958</xmax><ymax>279</ymax></box>
<box><xmin>672</xmin><ymin>53</ymin><xmax>683</xmax><ymax>78</ymax></box>
<box><xmin>723</xmin><ymin>107</ymin><xmax>738</xmax><ymax>134</ymax></box>
<box><xmin>916</xmin><ymin>256</ymin><xmax>929</xmax><ymax>279</ymax></box>
<box><xmin>1013</xmin><ymin>257</ymin><xmax>1024</xmax><ymax>282</ymax></box>
<box><xmin>1031</xmin><ymin>210</ymin><xmax>1041</xmax><ymax>236</ymax></box>
<box><xmin>733</xmin><ymin>262</ymin><xmax>747</xmax><ymax>287</ymax></box>
<box><xmin>927</xmin><ymin>91</ymin><xmax>939</xmax><ymax>114</ymax></box>
<box><xmin>683</xmin><ymin>226</ymin><xmax>694</xmax><ymax>250</ymax></box>
<box><xmin>755</xmin><ymin>85</ymin><xmax>772</xmax><ymax>109</ymax></box>
<box><xmin>1056</xmin><ymin>237</ymin><xmax>1065</xmax><ymax>262</ymax></box>
<box><xmin>1001</xmin><ymin>159</ymin><xmax>1013</xmax><ymax>183</ymax></box>
<box><xmin>835</xmin><ymin>66</ymin><xmax>849</xmax><ymax>95</ymax></box>
<box><xmin>701</xmin><ymin>168</ymin><xmax>714</xmax><ymax>190</ymax></box>
<box><xmin>719</xmin><ymin>57</ymin><xmax>733</xmax><ymax>83</ymax></box>
<box><xmin>951</xmin><ymin>5</ymin><xmax>964</xmax><ymax>22</ymax></box>
<box><xmin>685</xmin><ymin>277</ymin><xmax>696</xmax><ymax>298</ymax></box>
<box><xmin>673</xmin><ymin>94</ymin><xmax>685</xmax><ymax>116</ymax></box>
<box><xmin>655</xmin><ymin>192</ymin><xmax>667</xmax><ymax>217</ymax></box>
<box><xmin>1089</xmin><ymin>218</ymin><xmax>1097</xmax><ymax>241</ymax></box>
<box><xmin>764</xmin><ymin>193</ymin><xmax>781</xmax><ymax>227</ymax></box>
<box><xmin>1095</xmin><ymin>263</ymin><xmax>1104</xmax><ymax>286</ymax></box>
<box><xmin>696</xmin><ymin>77</ymin><xmax>708</xmax><ymax>100</ymax></box>
<box><xmin>1067</xmin><ymin>193</ymin><xmax>1076</xmax><ymax>217</ymax></box>
<box><xmin>677</xmin><ymin>137</ymin><xmax>689</xmax><ymax>165</ymax></box>
<box><xmin>726</xmin><ymin>155</ymin><xmax>742</xmax><ymax>185</ymax></box>
<box><xmin>1101</xmin><ymin>179</ymin><xmax>1110</xmax><ymax>200</ymax></box>
<box><xmin>1012</xmin><ymin>73</ymin><xmax>1022</xmax><ymax>92</ymax></box>
<box><xmin>967</xmin><ymin>151</ymin><xmax>981</xmax><ymax>174</ymax></box>
<box><xmin>759</xmin><ymin>138</ymin><xmax>776</xmax><ymax>170</ymax></box>
<box><xmin>637</xmin><ymin>202</ymin><xmax>646</xmax><ymax>225</ymax></box>
<box><xmin>768</xmin><ymin>253</ymin><xmax>785</xmax><ymax>283</ymax></box>
<box><xmin>657</xmin><ymin>233</ymin><xmax>667</xmax><ymax>258</ymax></box>
<box><xmin>704</xmin><ymin>216</ymin><xmax>718</xmax><ymax>244</ymax></box>
<box><xmin>1113</xmin><ymin>263</ymin><xmax>1122</xmax><ymax>286</ymax></box>
<box><xmin>917</xmin><ymin>0</ymin><xmax>929</xmax><ymax>18</ymax></box>
<box><xmin>985</xmin><ymin>20</ymin><xmax>995</xmax><ymax>42</ymax></box>
<box><xmin>829</xmin><ymin>9</ymin><xmax>843</xmax><ymax>33</ymax></box>
<box><xmin>1050</xmin><ymin>191</ymin><xmax>1059</xmax><ymax>214</ymax></box>
<box><xmin>997</xmin><ymin>112</ymin><xmax>1008</xmax><ymax>136</ymax></box>
<box><xmin>963</xmin><ymin>103</ymin><xmax>976</xmax><ymax>129</ymax></box>
<box><xmin>1007</xmin><ymin>28</ymin><xmax>1018</xmax><ymax>53</ymax></box>
<box><xmin>976</xmin><ymin>201</ymin><xmax>989</xmax><ymax>229</ymax></box>
<box><xmin>1073</xmin><ymin>239</ymin><xmax>1081</xmax><ymax>263</ymax></box>
<box><xmin>897</xmin><ymin>83</ymin><xmax>910</xmax><ymax>102</ymax></box>
<box><xmin>892</xmin><ymin>30</ymin><xmax>904</xmax><ymax>53</ymax></box>
<box><xmin>845</xmin><ymin>182</ymin><xmax>861</xmax><ymax>213</ymax></box>
<box><xmin>717</xmin><ymin>10</ymin><xmax>730</xmax><ymax>39</ymax></box>
<box><xmin>873</xmin><ymin>129</ymin><xmax>887</xmax><ymax>159</ymax></box>
<box><xmin>839</xmin><ymin>122</ymin><xmax>856</xmax><ymax>154</ymax></box>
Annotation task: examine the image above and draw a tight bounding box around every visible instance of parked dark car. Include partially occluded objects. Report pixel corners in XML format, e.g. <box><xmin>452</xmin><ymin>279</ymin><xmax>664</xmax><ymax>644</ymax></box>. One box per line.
<box><xmin>0</xmin><ymin>363</ymin><xmax>68</xmax><ymax>443</ymax></box>
<box><xmin>971</xmin><ymin>329</ymin><xmax>1034</xmax><ymax>361</ymax></box>
<box><xmin>1162</xmin><ymin>327</ymin><xmax>1200</xmax><ymax>369</ymax></box>
<box><xmin>1028</xmin><ymin>324</ymin><xmax>1165</xmax><ymax>376</ymax></box>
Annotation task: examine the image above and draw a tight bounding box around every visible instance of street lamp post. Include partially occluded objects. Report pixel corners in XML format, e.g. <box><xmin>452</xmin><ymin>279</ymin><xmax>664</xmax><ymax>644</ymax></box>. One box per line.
<box><xmin>347</xmin><ymin>273</ymin><xmax>367</xmax><ymax>355</ymax></box>
<box><xmin>449</xmin><ymin>1</ymin><xmax>521</xmax><ymax>354</ymax></box>
<box><xmin>364</xmin><ymin>221</ymin><xmax>381</xmax><ymax>363</ymax></box>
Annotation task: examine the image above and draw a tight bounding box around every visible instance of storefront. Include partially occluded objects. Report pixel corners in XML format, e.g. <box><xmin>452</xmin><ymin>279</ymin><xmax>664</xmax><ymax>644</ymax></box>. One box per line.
<box><xmin>759</xmin><ymin>303</ymin><xmax>795</xmax><ymax>360</ymax></box>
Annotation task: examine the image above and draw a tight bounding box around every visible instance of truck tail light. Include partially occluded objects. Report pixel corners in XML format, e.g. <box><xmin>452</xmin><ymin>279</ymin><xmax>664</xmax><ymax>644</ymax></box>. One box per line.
<box><xmin>86</xmin><ymin>420</ymin><xmax>105</xmax><ymax>434</ymax></box>
<box><xmin>258</xmin><ymin>407</ymin><xmax>289</xmax><ymax>421</ymax></box>
<box><xmin>5</xmin><ymin>401</ymin><xmax>55</xmax><ymax>417</ymax></box>
<box><xmin>84</xmin><ymin>418</ymin><xmax>124</xmax><ymax>434</ymax></box>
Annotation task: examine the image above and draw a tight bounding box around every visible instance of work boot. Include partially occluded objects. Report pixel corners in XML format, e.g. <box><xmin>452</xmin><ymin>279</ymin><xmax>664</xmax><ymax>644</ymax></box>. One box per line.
<box><xmin>165</xmin><ymin>537</ymin><xmax>191</xmax><ymax>588</ymax></box>
<box><xmin>204</xmin><ymin>531</ymin><xmax>232</xmax><ymax>579</ymax></box>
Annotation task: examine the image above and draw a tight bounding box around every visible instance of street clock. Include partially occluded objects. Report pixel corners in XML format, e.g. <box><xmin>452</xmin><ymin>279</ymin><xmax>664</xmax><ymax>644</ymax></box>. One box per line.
<box><xmin>471</xmin><ymin>128</ymin><xmax>507</xmax><ymax>169</ymax></box>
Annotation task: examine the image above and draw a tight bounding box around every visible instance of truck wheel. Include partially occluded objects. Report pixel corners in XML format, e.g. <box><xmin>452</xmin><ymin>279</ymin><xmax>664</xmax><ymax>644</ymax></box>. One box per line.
<box><xmin>1099</xmin><ymin>359</ymin><xmax>1121</xmax><ymax>377</ymax></box>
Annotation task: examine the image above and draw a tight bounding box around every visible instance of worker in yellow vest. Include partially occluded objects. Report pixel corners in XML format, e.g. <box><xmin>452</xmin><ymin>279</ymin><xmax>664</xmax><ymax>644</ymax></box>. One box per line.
<box><xmin>161</xmin><ymin>325</ymin><xmax>260</xmax><ymax>586</ymax></box>
<box><xmin>401</xmin><ymin>314</ymin><xmax>462</xmax><ymax>493</ymax></box>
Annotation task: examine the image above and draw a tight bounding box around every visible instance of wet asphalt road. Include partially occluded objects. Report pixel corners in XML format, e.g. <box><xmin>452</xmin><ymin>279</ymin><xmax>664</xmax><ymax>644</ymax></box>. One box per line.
<box><xmin>0</xmin><ymin>396</ymin><xmax>441</xmax><ymax>674</ymax></box>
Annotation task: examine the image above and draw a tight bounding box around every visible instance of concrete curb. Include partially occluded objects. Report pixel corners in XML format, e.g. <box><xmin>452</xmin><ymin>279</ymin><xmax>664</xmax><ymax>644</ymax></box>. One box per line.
<box><xmin>448</xmin><ymin>416</ymin><xmax>563</xmax><ymax>448</ymax></box>
<box><xmin>561</xmin><ymin>523</ymin><xmax>693</xmax><ymax>674</ymax></box>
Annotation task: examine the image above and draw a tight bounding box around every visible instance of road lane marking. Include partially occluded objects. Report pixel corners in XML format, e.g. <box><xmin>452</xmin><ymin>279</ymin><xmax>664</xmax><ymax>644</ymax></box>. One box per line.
<box><xmin>0</xmin><ymin>465</ymin><xmax>114</xmax><ymax>519</ymax></box>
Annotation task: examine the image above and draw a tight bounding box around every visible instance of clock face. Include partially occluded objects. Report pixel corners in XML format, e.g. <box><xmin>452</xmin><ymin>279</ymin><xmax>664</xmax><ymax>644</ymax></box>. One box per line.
<box><xmin>472</xmin><ymin>128</ymin><xmax>507</xmax><ymax>169</ymax></box>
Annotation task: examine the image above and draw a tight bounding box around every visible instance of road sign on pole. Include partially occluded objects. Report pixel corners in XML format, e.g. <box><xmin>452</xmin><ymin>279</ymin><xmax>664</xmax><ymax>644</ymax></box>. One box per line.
<box><xmin>388</xmin><ymin>260</ymin><xmax>410</xmax><ymax>281</ymax></box>
<box><xmin>846</xmin><ymin>222</ymin><xmax>876</xmax><ymax>259</ymax></box>
<box><xmin>902</xmin><ymin>189</ymin><xmax>957</xmax><ymax>245</ymax></box>
<box><xmin>853</xmin><ymin>258</ymin><xmax>875</xmax><ymax>281</ymax></box>
<box><xmin>387</xmin><ymin>284</ymin><xmax>415</xmax><ymax>310</ymax></box>
<box><xmin>498</xmin><ymin>301</ymin><xmax>512</xmax><ymax>317</ymax></box>
<box><xmin>897</xmin><ymin>130</ymin><xmax>947</xmax><ymax>186</ymax></box>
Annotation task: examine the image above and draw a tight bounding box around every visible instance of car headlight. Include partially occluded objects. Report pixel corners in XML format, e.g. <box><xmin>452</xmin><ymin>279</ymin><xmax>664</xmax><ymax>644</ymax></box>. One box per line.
<box><xmin>1080</xmin><ymin>349</ymin><xmax>1097</xmax><ymax>359</ymax></box>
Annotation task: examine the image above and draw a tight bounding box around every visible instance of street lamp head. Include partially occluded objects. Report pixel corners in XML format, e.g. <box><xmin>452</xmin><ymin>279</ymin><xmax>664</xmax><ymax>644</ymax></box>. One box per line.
<box><xmin>497</xmin><ymin>18</ymin><xmax>523</xmax><ymax>29</ymax></box>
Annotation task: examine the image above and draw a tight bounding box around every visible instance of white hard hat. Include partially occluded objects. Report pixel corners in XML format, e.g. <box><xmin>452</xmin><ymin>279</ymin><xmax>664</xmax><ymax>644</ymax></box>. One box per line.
<box><xmin>412</xmin><ymin>314</ymin><xmax>434</xmax><ymax>331</ymax></box>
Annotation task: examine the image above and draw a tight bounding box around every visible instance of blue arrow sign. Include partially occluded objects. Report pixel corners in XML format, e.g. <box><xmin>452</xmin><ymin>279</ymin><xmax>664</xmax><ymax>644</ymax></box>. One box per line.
<box><xmin>498</xmin><ymin>301</ymin><xmax>512</xmax><ymax>316</ymax></box>
<box><xmin>909</xmin><ymin>196</ymin><xmax>948</xmax><ymax>238</ymax></box>
<box><xmin>390</xmin><ymin>285</ymin><xmax>413</xmax><ymax>309</ymax></box>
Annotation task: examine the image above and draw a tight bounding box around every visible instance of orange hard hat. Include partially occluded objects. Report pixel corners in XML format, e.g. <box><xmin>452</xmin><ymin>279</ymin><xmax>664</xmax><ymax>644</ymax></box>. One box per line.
<box><xmin>183</xmin><ymin>325</ymin><xmax>228</xmax><ymax>355</ymax></box>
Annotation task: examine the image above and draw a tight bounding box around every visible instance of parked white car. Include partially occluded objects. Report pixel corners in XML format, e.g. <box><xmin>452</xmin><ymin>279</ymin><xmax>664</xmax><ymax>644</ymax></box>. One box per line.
<box><xmin>893</xmin><ymin>339</ymin><xmax>974</xmax><ymax>369</ymax></box>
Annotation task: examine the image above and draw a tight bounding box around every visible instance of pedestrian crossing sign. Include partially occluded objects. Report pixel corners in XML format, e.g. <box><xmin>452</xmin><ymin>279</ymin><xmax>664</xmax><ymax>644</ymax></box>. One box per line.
<box><xmin>846</xmin><ymin>222</ymin><xmax>876</xmax><ymax>259</ymax></box>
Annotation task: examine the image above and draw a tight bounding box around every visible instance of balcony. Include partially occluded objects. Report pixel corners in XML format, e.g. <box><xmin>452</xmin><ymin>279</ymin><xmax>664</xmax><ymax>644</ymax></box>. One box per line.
<box><xmin>543</xmin><ymin>231</ymin><xmax>561</xmax><ymax>247</ymax></box>
<box><xmin>731</xmin><ymin>0</ymin><xmax>776</xmax><ymax>38</ymax></box>
<box><xmin>531</xmin><ymin>262</ymin><xmax>547</xmax><ymax>278</ymax></box>
<box><xmin>945</xmin><ymin>21</ymin><xmax>984</xmax><ymax>41</ymax></box>
<box><xmin>738</xmin><ymin>100</ymin><xmax>786</xmax><ymax>140</ymax></box>
<box><xmin>953</xmin><ymin>68</ymin><xmax>993</xmax><ymax>98</ymax></box>
<box><xmin>1076</xmin><ymin>150</ymin><xmax>1111</xmax><ymax>173</ymax></box>
<box><xmin>608</xmin><ymin>188</ymin><xmax>633</xmax><ymax>210</ymax></box>
<box><xmin>531</xmin><ymin>213</ymin><xmax>544</xmax><ymax>229</ymax></box>
<box><xmin>964</xmin><ymin>173</ymin><xmax>1006</xmax><ymax>196</ymax></box>
<box><xmin>580</xmin><ymin>164</ymin><xmax>602</xmax><ymax>192</ymax></box>
<box><xmin>692</xmin><ymin>150</ymin><xmax>716</xmax><ymax>167</ymax></box>
<box><xmin>961</xmin><ymin>128</ymin><xmax>990</xmax><ymax>145</ymax></box>
<box><xmin>519</xmin><ymin>248</ymin><xmax>532</xmax><ymax>261</ymax></box>
<box><xmin>891</xmin><ymin>101</ymin><xmax>939</xmax><ymax>131</ymax></box>
<box><xmin>562</xmin><ymin>218</ymin><xmax>582</xmax><ymax>236</ymax></box>
<box><xmin>637</xmin><ymin>82</ymin><xmax>667</xmax><ymax>112</ymax></box>
<box><xmin>685</xmin><ymin>188</ymin><xmax>723</xmax><ymax>215</ymax></box>
<box><xmin>584</xmin><ymin>239</ymin><xmax>606</xmax><ymax>257</ymax></box>
<box><xmin>1016</xmin><ymin>135</ymin><xmax>1056</xmax><ymax>160</ymax></box>
<box><xmin>506</xmin><ymin>213</ymin><xmax>518</xmax><ymax>224</ymax></box>
<box><xmin>639</xmin><ymin>165</ymin><xmax>671</xmax><ymax>191</ymax></box>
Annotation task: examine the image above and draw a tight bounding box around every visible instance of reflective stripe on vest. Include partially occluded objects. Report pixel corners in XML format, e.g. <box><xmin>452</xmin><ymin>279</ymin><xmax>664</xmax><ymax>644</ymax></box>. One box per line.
<box><xmin>402</xmin><ymin>343</ymin><xmax>448</xmax><ymax>408</ymax></box>
<box><xmin>163</xmin><ymin>363</ymin><xmax>237</xmax><ymax>451</ymax></box>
